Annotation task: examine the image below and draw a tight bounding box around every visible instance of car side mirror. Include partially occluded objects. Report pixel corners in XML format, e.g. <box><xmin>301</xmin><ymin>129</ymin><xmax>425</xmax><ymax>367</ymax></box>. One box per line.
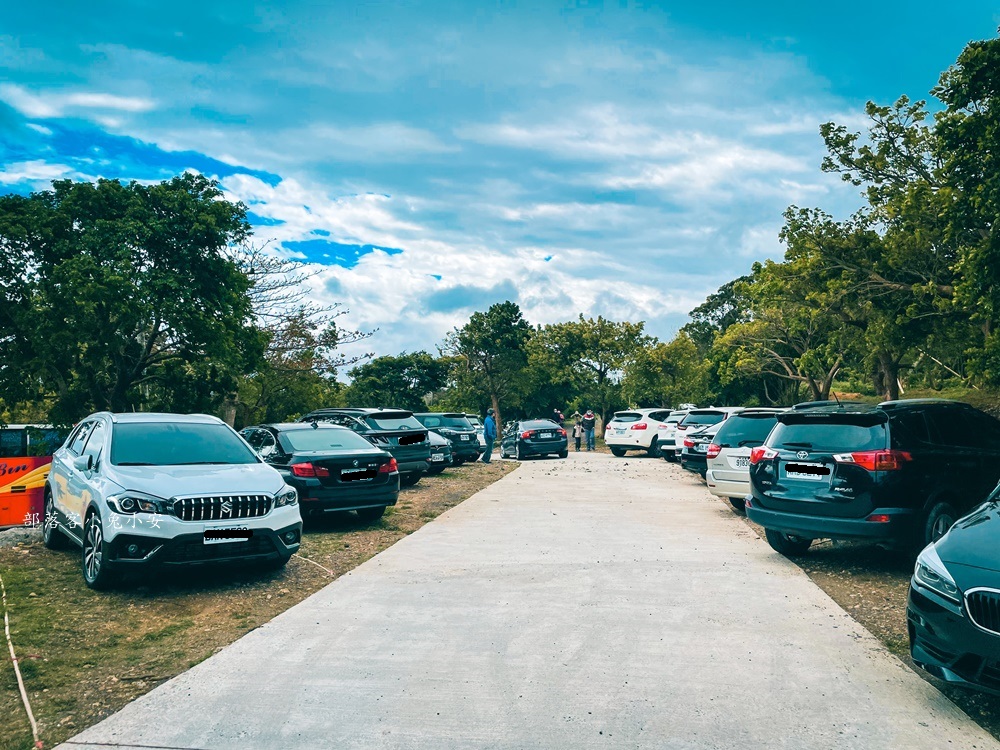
<box><xmin>73</xmin><ymin>455</ymin><xmax>93</xmax><ymax>472</ymax></box>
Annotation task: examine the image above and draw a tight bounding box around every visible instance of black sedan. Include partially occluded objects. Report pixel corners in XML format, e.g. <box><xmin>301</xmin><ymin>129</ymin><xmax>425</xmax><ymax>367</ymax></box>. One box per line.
<box><xmin>908</xmin><ymin>489</ymin><xmax>1000</xmax><ymax>695</ymax></box>
<box><xmin>679</xmin><ymin>423</ymin><xmax>721</xmax><ymax>478</ymax></box>
<box><xmin>241</xmin><ymin>423</ymin><xmax>399</xmax><ymax>522</ymax></box>
<box><xmin>499</xmin><ymin>419</ymin><xmax>568</xmax><ymax>460</ymax></box>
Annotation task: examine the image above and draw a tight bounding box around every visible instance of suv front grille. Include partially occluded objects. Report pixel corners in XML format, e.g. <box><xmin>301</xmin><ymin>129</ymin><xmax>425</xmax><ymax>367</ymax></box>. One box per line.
<box><xmin>966</xmin><ymin>589</ymin><xmax>1000</xmax><ymax>635</ymax></box>
<box><xmin>172</xmin><ymin>495</ymin><xmax>272</xmax><ymax>522</ymax></box>
<box><xmin>162</xmin><ymin>535</ymin><xmax>276</xmax><ymax>563</ymax></box>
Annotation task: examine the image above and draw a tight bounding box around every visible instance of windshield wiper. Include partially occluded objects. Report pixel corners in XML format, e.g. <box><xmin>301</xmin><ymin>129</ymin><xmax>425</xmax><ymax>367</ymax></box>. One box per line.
<box><xmin>738</xmin><ymin>439</ymin><xmax>763</xmax><ymax>447</ymax></box>
<box><xmin>115</xmin><ymin>462</ymin><xmax>156</xmax><ymax>466</ymax></box>
<box><xmin>171</xmin><ymin>461</ymin><xmax>230</xmax><ymax>465</ymax></box>
<box><xmin>780</xmin><ymin>441</ymin><xmax>813</xmax><ymax>449</ymax></box>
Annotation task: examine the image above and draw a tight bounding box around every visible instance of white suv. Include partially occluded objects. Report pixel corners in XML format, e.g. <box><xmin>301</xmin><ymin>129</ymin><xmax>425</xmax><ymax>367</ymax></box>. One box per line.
<box><xmin>44</xmin><ymin>412</ymin><xmax>302</xmax><ymax>589</ymax></box>
<box><xmin>656</xmin><ymin>410</ymin><xmax>689</xmax><ymax>461</ymax></box>
<box><xmin>604</xmin><ymin>408</ymin><xmax>676</xmax><ymax>457</ymax></box>
<box><xmin>705</xmin><ymin>408</ymin><xmax>783</xmax><ymax>513</ymax></box>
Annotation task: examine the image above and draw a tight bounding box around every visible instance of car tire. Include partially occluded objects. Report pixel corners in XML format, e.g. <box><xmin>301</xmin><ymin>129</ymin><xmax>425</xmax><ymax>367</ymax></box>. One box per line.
<box><xmin>923</xmin><ymin>501</ymin><xmax>959</xmax><ymax>547</ymax></box>
<box><xmin>647</xmin><ymin>439</ymin><xmax>662</xmax><ymax>458</ymax></box>
<box><xmin>610</xmin><ymin>447</ymin><xmax>627</xmax><ymax>457</ymax></box>
<box><xmin>263</xmin><ymin>553</ymin><xmax>292</xmax><ymax>571</ymax></box>
<box><xmin>663</xmin><ymin>450</ymin><xmax>676</xmax><ymax>462</ymax></box>
<box><xmin>42</xmin><ymin>491</ymin><xmax>68</xmax><ymax>550</ymax></box>
<box><xmin>428</xmin><ymin>466</ymin><xmax>446</xmax><ymax>475</ymax></box>
<box><xmin>516</xmin><ymin>445</ymin><xmax>525</xmax><ymax>461</ymax></box>
<box><xmin>558</xmin><ymin>450</ymin><xmax>568</xmax><ymax>459</ymax></box>
<box><xmin>764</xmin><ymin>528</ymin><xmax>813</xmax><ymax>557</ymax></box>
<box><xmin>356</xmin><ymin>506</ymin><xmax>387</xmax><ymax>522</ymax></box>
<box><xmin>82</xmin><ymin>511</ymin><xmax>117</xmax><ymax>590</ymax></box>
<box><xmin>728</xmin><ymin>497</ymin><xmax>746</xmax><ymax>514</ymax></box>
<box><xmin>400</xmin><ymin>473</ymin><xmax>421</xmax><ymax>487</ymax></box>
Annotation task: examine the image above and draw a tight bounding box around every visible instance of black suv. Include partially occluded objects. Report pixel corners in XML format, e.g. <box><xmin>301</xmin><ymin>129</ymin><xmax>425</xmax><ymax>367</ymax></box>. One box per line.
<box><xmin>413</xmin><ymin>412</ymin><xmax>481</xmax><ymax>464</ymax></box>
<box><xmin>298</xmin><ymin>408</ymin><xmax>430</xmax><ymax>486</ymax></box>
<box><xmin>746</xmin><ymin>399</ymin><xmax>1000</xmax><ymax>556</ymax></box>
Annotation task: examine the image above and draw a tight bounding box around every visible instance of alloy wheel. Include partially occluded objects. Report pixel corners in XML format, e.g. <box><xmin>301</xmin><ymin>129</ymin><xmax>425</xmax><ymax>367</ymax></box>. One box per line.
<box><xmin>84</xmin><ymin>515</ymin><xmax>103</xmax><ymax>582</ymax></box>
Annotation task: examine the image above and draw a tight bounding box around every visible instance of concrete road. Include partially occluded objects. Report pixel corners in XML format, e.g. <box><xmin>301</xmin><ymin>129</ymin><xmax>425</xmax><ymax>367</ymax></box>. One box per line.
<box><xmin>60</xmin><ymin>453</ymin><xmax>999</xmax><ymax>750</ymax></box>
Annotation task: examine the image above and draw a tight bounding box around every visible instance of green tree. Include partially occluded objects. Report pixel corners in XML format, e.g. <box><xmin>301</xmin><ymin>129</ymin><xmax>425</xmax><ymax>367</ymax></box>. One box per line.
<box><xmin>343</xmin><ymin>351</ymin><xmax>449</xmax><ymax>412</ymax></box>
<box><xmin>0</xmin><ymin>174</ymin><xmax>263</xmax><ymax>422</ymax></box>
<box><xmin>442</xmin><ymin>301</ymin><xmax>532</xmax><ymax>429</ymax></box>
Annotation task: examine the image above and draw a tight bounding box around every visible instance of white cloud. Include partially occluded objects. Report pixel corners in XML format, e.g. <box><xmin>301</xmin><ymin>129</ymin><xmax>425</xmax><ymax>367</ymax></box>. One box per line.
<box><xmin>0</xmin><ymin>160</ymin><xmax>75</xmax><ymax>185</ymax></box>
<box><xmin>0</xmin><ymin>83</ymin><xmax>155</xmax><ymax>120</ymax></box>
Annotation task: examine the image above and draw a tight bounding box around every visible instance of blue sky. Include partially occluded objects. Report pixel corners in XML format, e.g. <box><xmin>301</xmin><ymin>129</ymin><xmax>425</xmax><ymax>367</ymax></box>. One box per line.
<box><xmin>2</xmin><ymin>2</ymin><xmax>998</xmax><ymax>363</ymax></box>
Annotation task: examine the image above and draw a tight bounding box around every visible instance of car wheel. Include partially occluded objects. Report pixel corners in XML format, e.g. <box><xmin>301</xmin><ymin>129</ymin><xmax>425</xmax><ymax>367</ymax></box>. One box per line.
<box><xmin>356</xmin><ymin>506</ymin><xmax>387</xmax><ymax>522</ymax></box>
<box><xmin>516</xmin><ymin>445</ymin><xmax>525</xmax><ymax>461</ymax></box>
<box><xmin>764</xmin><ymin>528</ymin><xmax>813</xmax><ymax>557</ymax></box>
<box><xmin>42</xmin><ymin>491</ymin><xmax>68</xmax><ymax>550</ymax></box>
<box><xmin>647</xmin><ymin>439</ymin><xmax>662</xmax><ymax>458</ymax></box>
<box><xmin>400</xmin><ymin>473</ymin><xmax>421</xmax><ymax>487</ymax></box>
<box><xmin>663</xmin><ymin>450</ymin><xmax>676</xmax><ymax>462</ymax></box>
<box><xmin>82</xmin><ymin>511</ymin><xmax>117</xmax><ymax>590</ymax></box>
<box><xmin>610</xmin><ymin>447</ymin><xmax>627</xmax><ymax>457</ymax></box>
<box><xmin>728</xmin><ymin>497</ymin><xmax>746</xmax><ymax>514</ymax></box>
<box><xmin>558</xmin><ymin>450</ymin><xmax>568</xmax><ymax>459</ymax></box>
<box><xmin>923</xmin><ymin>501</ymin><xmax>959</xmax><ymax>547</ymax></box>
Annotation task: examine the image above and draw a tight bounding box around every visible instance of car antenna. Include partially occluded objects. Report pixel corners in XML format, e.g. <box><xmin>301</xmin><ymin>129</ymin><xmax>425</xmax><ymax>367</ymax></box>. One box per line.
<box><xmin>832</xmin><ymin>391</ymin><xmax>842</xmax><ymax>408</ymax></box>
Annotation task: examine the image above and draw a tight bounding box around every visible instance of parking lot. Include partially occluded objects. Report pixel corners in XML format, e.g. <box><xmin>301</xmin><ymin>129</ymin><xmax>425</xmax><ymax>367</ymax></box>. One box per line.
<box><xmin>55</xmin><ymin>453</ymin><xmax>998</xmax><ymax>750</ymax></box>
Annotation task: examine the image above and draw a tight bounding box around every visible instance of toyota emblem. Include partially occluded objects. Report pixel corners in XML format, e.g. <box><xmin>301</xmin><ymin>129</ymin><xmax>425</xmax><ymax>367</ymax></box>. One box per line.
<box><xmin>353</xmin><ymin>459</ymin><xmax>359</xmax><ymax>467</ymax></box>
<box><xmin>796</xmin><ymin>451</ymin><xmax>809</xmax><ymax>460</ymax></box>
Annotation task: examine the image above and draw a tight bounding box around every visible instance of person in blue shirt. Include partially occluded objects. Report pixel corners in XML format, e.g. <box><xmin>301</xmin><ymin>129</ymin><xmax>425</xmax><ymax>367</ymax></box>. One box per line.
<box><xmin>481</xmin><ymin>408</ymin><xmax>497</xmax><ymax>464</ymax></box>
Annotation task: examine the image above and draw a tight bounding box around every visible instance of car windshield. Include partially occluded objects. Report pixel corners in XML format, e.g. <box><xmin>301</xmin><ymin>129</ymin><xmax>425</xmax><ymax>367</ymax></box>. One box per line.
<box><xmin>611</xmin><ymin>413</ymin><xmax>641</xmax><ymax>423</ymax></box>
<box><xmin>281</xmin><ymin>429</ymin><xmax>376</xmax><ymax>452</ymax></box>
<box><xmin>419</xmin><ymin>414</ymin><xmax>474</xmax><ymax>429</ymax></box>
<box><xmin>522</xmin><ymin>420</ymin><xmax>559</xmax><ymax>430</ymax></box>
<box><xmin>714</xmin><ymin>414</ymin><xmax>779</xmax><ymax>448</ymax></box>
<box><xmin>364</xmin><ymin>413</ymin><xmax>425</xmax><ymax>431</ymax></box>
<box><xmin>110</xmin><ymin>422</ymin><xmax>258</xmax><ymax>466</ymax></box>
<box><xmin>768</xmin><ymin>416</ymin><xmax>887</xmax><ymax>452</ymax></box>
<box><xmin>683</xmin><ymin>412</ymin><xmax>725</xmax><ymax>426</ymax></box>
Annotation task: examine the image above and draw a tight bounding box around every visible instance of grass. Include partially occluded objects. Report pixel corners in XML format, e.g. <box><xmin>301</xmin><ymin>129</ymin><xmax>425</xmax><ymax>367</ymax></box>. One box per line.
<box><xmin>0</xmin><ymin>460</ymin><xmax>516</xmax><ymax>750</ymax></box>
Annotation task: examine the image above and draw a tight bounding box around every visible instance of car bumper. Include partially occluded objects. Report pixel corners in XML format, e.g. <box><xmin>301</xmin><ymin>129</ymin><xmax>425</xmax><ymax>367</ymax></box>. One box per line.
<box><xmin>519</xmin><ymin>440</ymin><xmax>568</xmax><ymax>456</ymax></box>
<box><xmin>680</xmin><ymin>453</ymin><xmax>708</xmax><ymax>473</ymax></box>
<box><xmin>300</xmin><ymin>482</ymin><xmax>399</xmax><ymax>512</ymax></box>
<box><xmin>450</xmin><ymin>443</ymin><xmax>480</xmax><ymax>461</ymax></box>
<box><xmin>705</xmin><ymin>471</ymin><xmax>749</xmax><ymax>499</ymax></box>
<box><xmin>103</xmin><ymin>506</ymin><xmax>302</xmax><ymax>567</ymax></box>
<box><xmin>396</xmin><ymin>459</ymin><xmax>429</xmax><ymax>476</ymax></box>
<box><xmin>908</xmin><ymin>584</ymin><xmax>1000</xmax><ymax>696</ymax></box>
<box><xmin>604</xmin><ymin>433</ymin><xmax>650</xmax><ymax>449</ymax></box>
<box><xmin>745</xmin><ymin>501</ymin><xmax>916</xmax><ymax>541</ymax></box>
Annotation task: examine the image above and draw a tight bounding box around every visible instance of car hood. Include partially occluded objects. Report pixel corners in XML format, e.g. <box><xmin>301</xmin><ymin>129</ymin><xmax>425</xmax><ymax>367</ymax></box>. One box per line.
<box><xmin>107</xmin><ymin>463</ymin><xmax>285</xmax><ymax>499</ymax></box>
<box><xmin>936</xmin><ymin>501</ymin><xmax>1000</xmax><ymax>574</ymax></box>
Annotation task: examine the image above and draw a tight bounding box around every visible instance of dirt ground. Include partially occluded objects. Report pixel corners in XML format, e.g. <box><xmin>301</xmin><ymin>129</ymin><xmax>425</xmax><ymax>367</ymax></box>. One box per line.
<box><xmin>0</xmin><ymin>460</ymin><xmax>516</xmax><ymax>750</ymax></box>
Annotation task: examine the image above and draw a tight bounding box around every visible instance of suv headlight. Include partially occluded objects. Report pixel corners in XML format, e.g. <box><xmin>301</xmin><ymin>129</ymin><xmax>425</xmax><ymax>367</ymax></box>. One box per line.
<box><xmin>275</xmin><ymin>486</ymin><xmax>298</xmax><ymax>507</ymax></box>
<box><xmin>107</xmin><ymin>491</ymin><xmax>166</xmax><ymax>514</ymax></box>
<box><xmin>914</xmin><ymin>545</ymin><xmax>961</xmax><ymax>604</ymax></box>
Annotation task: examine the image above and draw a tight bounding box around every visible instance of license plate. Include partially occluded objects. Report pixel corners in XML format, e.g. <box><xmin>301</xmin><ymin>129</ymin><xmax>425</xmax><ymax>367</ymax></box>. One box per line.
<box><xmin>734</xmin><ymin>457</ymin><xmax>750</xmax><ymax>468</ymax></box>
<box><xmin>614</xmin><ymin>429</ymin><xmax>625</xmax><ymax>435</ymax></box>
<box><xmin>695</xmin><ymin>444</ymin><xmax>707</xmax><ymax>453</ymax></box>
<box><xmin>785</xmin><ymin>462</ymin><xmax>829</xmax><ymax>480</ymax></box>
<box><xmin>460</xmin><ymin>434</ymin><xmax>470</xmax><ymax>440</ymax></box>
<box><xmin>341</xmin><ymin>467</ymin><xmax>376</xmax><ymax>481</ymax></box>
<box><xmin>431</xmin><ymin>454</ymin><xmax>445</xmax><ymax>462</ymax></box>
<box><xmin>539</xmin><ymin>432</ymin><xmax>553</xmax><ymax>439</ymax></box>
<box><xmin>204</xmin><ymin>526</ymin><xmax>251</xmax><ymax>545</ymax></box>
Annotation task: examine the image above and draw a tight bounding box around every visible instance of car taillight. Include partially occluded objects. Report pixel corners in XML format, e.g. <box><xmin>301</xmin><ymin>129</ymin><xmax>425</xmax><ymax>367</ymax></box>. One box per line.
<box><xmin>677</xmin><ymin>424</ymin><xmax>687</xmax><ymax>431</ymax></box>
<box><xmin>558</xmin><ymin>428</ymin><xmax>567</xmax><ymax>437</ymax></box>
<box><xmin>521</xmin><ymin>430</ymin><xmax>534</xmax><ymax>439</ymax></box>
<box><xmin>379</xmin><ymin>458</ymin><xmax>399</xmax><ymax>474</ymax></box>
<box><xmin>706</xmin><ymin>443</ymin><xmax>721</xmax><ymax>459</ymax></box>
<box><xmin>749</xmin><ymin>446</ymin><xmax>778</xmax><ymax>465</ymax></box>
<box><xmin>835</xmin><ymin>450</ymin><xmax>911</xmax><ymax>471</ymax></box>
<box><xmin>630</xmin><ymin>423</ymin><xmax>648</xmax><ymax>430</ymax></box>
<box><xmin>292</xmin><ymin>462</ymin><xmax>330</xmax><ymax>477</ymax></box>
<box><xmin>683</xmin><ymin>438</ymin><xmax>695</xmax><ymax>448</ymax></box>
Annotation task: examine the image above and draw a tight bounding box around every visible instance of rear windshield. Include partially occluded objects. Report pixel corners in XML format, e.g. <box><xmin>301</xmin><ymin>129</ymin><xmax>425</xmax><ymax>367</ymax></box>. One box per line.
<box><xmin>111</xmin><ymin>423</ymin><xmax>258</xmax><ymax>466</ymax></box>
<box><xmin>418</xmin><ymin>414</ymin><xmax>474</xmax><ymax>429</ymax></box>
<box><xmin>364</xmin><ymin>413</ymin><xmax>425</xmax><ymax>431</ymax></box>
<box><xmin>522</xmin><ymin>420</ymin><xmax>559</xmax><ymax>429</ymax></box>
<box><xmin>768</xmin><ymin>416</ymin><xmax>887</xmax><ymax>452</ymax></box>
<box><xmin>281</xmin><ymin>429</ymin><xmax>376</xmax><ymax>452</ymax></box>
<box><xmin>682</xmin><ymin>412</ymin><xmax>725</xmax><ymax>426</ymax></box>
<box><xmin>714</xmin><ymin>414</ymin><xmax>778</xmax><ymax>448</ymax></box>
<box><xmin>611</xmin><ymin>413</ymin><xmax>642</xmax><ymax>423</ymax></box>
<box><xmin>666</xmin><ymin>413</ymin><xmax>685</xmax><ymax>424</ymax></box>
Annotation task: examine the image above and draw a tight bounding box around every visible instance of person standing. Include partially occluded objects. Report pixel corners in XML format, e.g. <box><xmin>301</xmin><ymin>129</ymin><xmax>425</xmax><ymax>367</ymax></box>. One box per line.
<box><xmin>481</xmin><ymin>407</ymin><xmax>497</xmax><ymax>464</ymax></box>
<box><xmin>572</xmin><ymin>417</ymin><xmax>583</xmax><ymax>452</ymax></box>
<box><xmin>582</xmin><ymin>409</ymin><xmax>596</xmax><ymax>451</ymax></box>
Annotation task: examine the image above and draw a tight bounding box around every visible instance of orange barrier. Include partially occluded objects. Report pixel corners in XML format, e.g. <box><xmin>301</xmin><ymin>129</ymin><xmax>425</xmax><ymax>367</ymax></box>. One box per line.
<box><xmin>0</xmin><ymin>457</ymin><xmax>50</xmax><ymax>530</ymax></box>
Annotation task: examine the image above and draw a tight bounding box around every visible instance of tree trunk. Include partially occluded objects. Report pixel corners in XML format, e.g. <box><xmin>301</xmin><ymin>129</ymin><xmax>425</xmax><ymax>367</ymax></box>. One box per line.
<box><xmin>491</xmin><ymin>394</ymin><xmax>501</xmax><ymax>438</ymax></box>
<box><xmin>878</xmin><ymin>352</ymin><xmax>900</xmax><ymax>401</ymax></box>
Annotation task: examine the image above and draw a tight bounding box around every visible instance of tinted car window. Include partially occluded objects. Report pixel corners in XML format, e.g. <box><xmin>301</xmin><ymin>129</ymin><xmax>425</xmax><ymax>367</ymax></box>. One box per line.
<box><xmin>522</xmin><ymin>420</ymin><xmax>559</xmax><ymax>429</ymax></box>
<box><xmin>889</xmin><ymin>411</ymin><xmax>930</xmax><ymax>449</ymax></box>
<box><xmin>281</xmin><ymin>429</ymin><xmax>377</xmax><ymax>452</ymax></box>
<box><xmin>364</xmin><ymin>413</ymin><xmax>424</xmax><ymax>431</ymax></box>
<box><xmin>111</xmin><ymin>423</ymin><xmax>259</xmax><ymax>466</ymax></box>
<box><xmin>928</xmin><ymin>408</ymin><xmax>978</xmax><ymax>448</ymax></box>
<box><xmin>768</xmin><ymin>417</ymin><xmax>887</xmax><ymax>452</ymax></box>
<box><xmin>682</xmin><ymin>411</ymin><xmax>725</xmax><ymax>426</ymax></box>
<box><xmin>81</xmin><ymin>421</ymin><xmax>107</xmax><ymax>464</ymax></box>
<box><xmin>69</xmin><ymin>421</ymin><xmax>96</xmax><ymax>455</ymax></box>
<box><xmin>611</xmin><ymin>413</ymin><xmax>641</xmax><ymax>423</ymax></box>
<box><xmin>714</xmin><ymin>414</ymin><xmax>778</xmax><ymax>448</ymax></box>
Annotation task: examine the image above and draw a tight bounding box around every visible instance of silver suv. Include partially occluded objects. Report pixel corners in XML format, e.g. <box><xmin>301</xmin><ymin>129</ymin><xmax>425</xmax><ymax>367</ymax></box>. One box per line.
<box><xmin>43</xmin><ymin>412</ymin><xmax>302</xmax><ymax>589</ymax></box>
